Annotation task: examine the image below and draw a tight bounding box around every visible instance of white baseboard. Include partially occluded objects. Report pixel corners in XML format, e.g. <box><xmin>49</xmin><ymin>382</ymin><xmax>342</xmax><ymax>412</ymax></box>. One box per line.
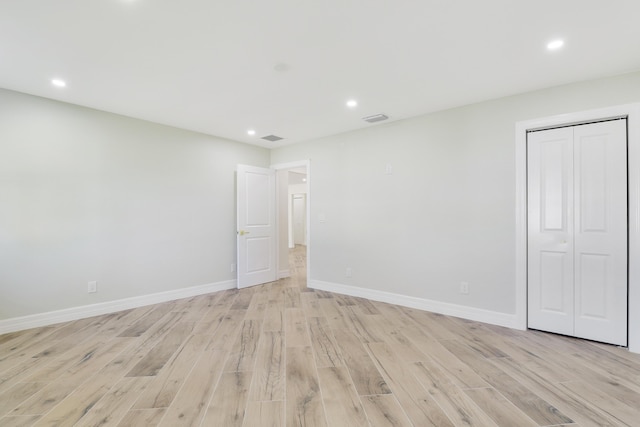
<box><xmin>278</xmin><ymin>269</ymin><xmax>291</xmax><ymax>279</ymax></box>
<box><xmin>0</xmin><ymin>280</ymin><xmax>237</xmax><ymax>335</ymax></box>
<box><xmin>308</xmin><ymin>280</ymin><xmax>518</xmax><ymax>329</ymax></box>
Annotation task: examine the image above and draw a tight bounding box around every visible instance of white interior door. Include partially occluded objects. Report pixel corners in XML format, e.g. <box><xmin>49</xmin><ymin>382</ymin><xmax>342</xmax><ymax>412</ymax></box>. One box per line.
<box><xmin>528</xmin><ymin>120</ymin><xmax>628</xmax><ymax>346</ymax></box>
<box><xmin>292</xmin><ymin>194</ymin><xmax>306</xmax><ymax>246</ymax></box>
<box><xmin>237</xmin><ymin>164</ymin><xmax>276</xmax><ymax>289</ymax></box>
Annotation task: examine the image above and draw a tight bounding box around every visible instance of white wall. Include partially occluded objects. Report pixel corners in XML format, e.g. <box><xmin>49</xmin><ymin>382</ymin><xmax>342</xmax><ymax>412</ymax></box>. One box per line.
<box><xmin>4</xmin><ymin>70</ymin><xmax>640</xmax><ymax>330</ymax></box>
<box><xmin>0</xmin><ymin>88</ymin><xmax>269</xmax><ymax>320</ymax></box>
<box><xmin>270</xmin><ymin>71</ymin><xmax>640</xmax><ymax>317</ymax></box>
<box><xmin>289</xmin><ymin>183</ymin><xmax>308</xmax><ymax>194</ymax></box>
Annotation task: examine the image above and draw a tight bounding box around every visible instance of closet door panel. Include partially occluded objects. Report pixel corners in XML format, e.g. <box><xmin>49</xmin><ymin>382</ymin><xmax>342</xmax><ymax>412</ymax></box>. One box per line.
<box><xmin>573</xmin><ymin>120</ymin><xmax>627</xmax><ymax>346</ymax></box>
<box><xmin>527</xmin><ymin>127</ymin><xmax>575</xmax><ymax>336</ymax></box>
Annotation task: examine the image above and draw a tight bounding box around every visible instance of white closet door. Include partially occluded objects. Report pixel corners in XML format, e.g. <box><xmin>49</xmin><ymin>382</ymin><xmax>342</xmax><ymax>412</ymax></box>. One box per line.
<box><xmin>528</xmin><ymin>127</ymin><xmax>575</xmax><ymax>336</ymax></box>
<box><xmin>528</xmin><ymin>120</ymin><xmax>627</xmax><ymax>346</ymax></box>
<box><xmin>573</xmin><ymin>120</ymin><xmax>627</xmax><ymax>345</ymax></box>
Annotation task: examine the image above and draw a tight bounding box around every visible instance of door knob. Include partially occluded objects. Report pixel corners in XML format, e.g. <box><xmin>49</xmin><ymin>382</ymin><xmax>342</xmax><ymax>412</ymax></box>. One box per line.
<box><xmin>238</xmin><ymin>230</ymin><xmax>250</xmax><ymax>236</ymax></box>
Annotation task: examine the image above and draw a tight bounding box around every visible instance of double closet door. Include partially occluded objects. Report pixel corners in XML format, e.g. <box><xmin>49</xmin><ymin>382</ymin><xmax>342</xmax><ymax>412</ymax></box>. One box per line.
<box><xmin>527</xmin><ymin>119</ymin><xmax>628</xmax><ymax>346</ymax></box>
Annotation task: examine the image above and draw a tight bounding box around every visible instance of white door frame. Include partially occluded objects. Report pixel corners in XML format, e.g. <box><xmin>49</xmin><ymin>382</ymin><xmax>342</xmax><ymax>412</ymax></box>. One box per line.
<box><xmin>272</xmin><ymin>160</ymin><xmax>311</xmax><ymax>285</ymax></box>
<box><xmin>515</xmin><ymin>103</ymin><xmax>640</xmax><ymax>353</ymax></box>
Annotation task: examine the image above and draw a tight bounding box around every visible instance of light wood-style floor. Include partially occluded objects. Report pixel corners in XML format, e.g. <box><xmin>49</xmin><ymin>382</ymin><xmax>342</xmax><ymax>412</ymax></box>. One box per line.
<box><xmin>2</xmin><ymin>246</ymin><xmax>640</xmax><ymax>427</ymax></box>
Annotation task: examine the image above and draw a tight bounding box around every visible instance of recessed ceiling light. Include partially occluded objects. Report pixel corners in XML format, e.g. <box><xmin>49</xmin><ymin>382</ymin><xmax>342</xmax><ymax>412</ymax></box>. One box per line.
<box><xmin>247</xmin><ymin>129</ymin><xmax>256</xmax><ymax>136</ymax></box>
<box><xmin>346</xmin><ymin>99</ymin><xmax>358</xmax><ymax>108</ymax></box>
<box><xmin>302</xmin><ymin>178</ymin><xmax>307</xmax><ymax>182</ymax></box>
<box><xmin>547</xmin><ymin>39</ymin><xmax>564</xmax><ymax>50</ymax></box>
<box><xmin>51</xmin><ymin>78</ymin><xmax>66</xmax><ymax>88</ymax></box>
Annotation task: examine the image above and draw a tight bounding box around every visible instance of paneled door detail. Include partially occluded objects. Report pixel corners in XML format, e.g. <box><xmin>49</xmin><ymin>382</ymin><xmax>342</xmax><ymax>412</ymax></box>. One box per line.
<box><xmin>528</xmin><ymin>120</ymin><xmax>627</xmax><ymax>346</ymax></box>
<box><xmin>528</xmin><ymin>127</ymin><xmax>575</xmax><ymax>336</ymax></box>
<box><xmin>237</xmin><ymin>164</ymin><xmax>276</xmax><ymax>289</ymax></box>
<box><xmin>573</xmin><ymin>122</ymin><xmax>628</xmax><ymax>344</ymax></box>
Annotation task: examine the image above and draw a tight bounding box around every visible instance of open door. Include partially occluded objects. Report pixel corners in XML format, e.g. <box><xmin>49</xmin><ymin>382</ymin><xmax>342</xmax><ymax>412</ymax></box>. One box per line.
<box><xmin>237</xmin><ymin>164</ymin><xmax>276</xmax><ymax>289</ymax></box>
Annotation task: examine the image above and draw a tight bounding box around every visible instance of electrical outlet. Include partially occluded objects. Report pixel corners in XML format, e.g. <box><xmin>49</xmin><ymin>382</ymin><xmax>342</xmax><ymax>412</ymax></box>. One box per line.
<box><xmin>88</xmin><ymin>281</ymin><xmax>97</xmax><ymax>293</ymax></box>
<box><xmin>230</xmin><ymin>263</ymin><xmax>236</xmax><ymax>272</ymax></box>
<box><xmin>385</xmin><ymin>164</ymin><xmax>393</xmax><ymax>175</ymax></box>
<box><xmin>460</xmin><ymin>281</ymin><xmax>469</xmax><ymax>295</ymax></box>
<box><xmin>345</xmin><ymin>267</ymin><xmax>352</xmax><ymax>278</ymax></box>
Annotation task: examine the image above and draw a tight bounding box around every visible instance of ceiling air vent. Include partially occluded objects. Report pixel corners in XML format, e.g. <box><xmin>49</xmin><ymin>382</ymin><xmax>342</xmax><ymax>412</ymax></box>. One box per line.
<box><xmin>261</xmin><ymin>134</ymin><xmax>284</xmax><ymax>142</ymax></box>
<box><xmin>362</xmin><ymin>113</ymin><xmax>389</xmax><ymax>123</ymax></box>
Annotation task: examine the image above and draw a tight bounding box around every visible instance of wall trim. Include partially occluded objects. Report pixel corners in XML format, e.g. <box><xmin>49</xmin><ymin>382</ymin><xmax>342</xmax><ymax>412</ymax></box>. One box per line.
<box><xmin>515</xmin><ymin>103</ymin><xmax>640</xmax><ymax>354</ymax></box>
<box><xmin>0</xmin><ymin>280</ymin><xmax>237</xmax><ymax>335</ymax></box>
<box><xmin>278</xmin><ymin>269</ymin><xmax>291</xmax><ymax>279</ymax></box>
<box><xmin>308</xmin><ymin>280</ymin><xmax>518</xmax><ymax>329</ymax></box>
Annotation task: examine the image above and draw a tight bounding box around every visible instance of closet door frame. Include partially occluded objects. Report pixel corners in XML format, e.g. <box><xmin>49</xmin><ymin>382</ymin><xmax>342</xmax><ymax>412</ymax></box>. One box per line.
<box><xmin>515</xmin><ymin>103</ymin><xmax>640</xmax><ymax>354</ymax></box>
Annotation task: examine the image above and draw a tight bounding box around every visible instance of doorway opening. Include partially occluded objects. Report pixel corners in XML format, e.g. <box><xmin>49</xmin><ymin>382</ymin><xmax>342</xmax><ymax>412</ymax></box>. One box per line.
<box><xmin>273</xmin><ymin>160</ymin><xmax>310</xmax><ymax>289</ymax></box>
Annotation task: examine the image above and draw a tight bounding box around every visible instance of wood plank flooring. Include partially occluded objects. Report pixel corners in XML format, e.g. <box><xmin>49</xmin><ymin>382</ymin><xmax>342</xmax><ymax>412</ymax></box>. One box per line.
<box><xmin>1</xmin><ymin>246</ymin><xmax>640</xmax><ymax>426</ymax></box>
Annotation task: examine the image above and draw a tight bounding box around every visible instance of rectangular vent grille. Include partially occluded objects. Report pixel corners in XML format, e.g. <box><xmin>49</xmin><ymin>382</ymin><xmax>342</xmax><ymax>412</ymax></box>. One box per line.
<box><xmin>362</xmin><ymin>113</ymin><xmax>389</xmax><ymax>123</ymax></box>
<box><xmin>261</xmin><ymin>134</ymin><xmax>284</xmax><ymax>142</ymax></box>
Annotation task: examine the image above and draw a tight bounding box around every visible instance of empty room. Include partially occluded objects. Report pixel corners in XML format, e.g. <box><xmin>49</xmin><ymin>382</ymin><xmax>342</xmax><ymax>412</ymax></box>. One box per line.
<box><xmin>2</xmin><ymin>1</ymin><xmax>640</xmax><ymax>426</ymax></box>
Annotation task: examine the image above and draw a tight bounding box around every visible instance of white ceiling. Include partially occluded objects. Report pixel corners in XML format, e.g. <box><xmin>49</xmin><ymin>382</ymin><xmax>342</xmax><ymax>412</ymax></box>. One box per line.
<box><xmin>2</xmin><ymin>1</ymin><xmax>640</xmax><ymax>149</ymax></box>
